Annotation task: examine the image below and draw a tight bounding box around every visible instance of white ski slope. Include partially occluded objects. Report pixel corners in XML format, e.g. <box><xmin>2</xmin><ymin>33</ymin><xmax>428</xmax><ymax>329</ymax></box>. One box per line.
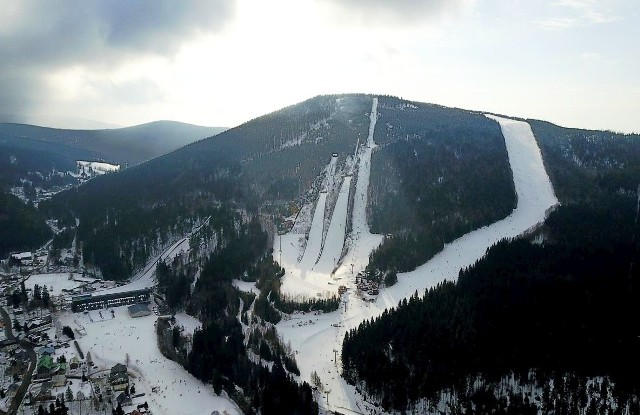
<box><xmin>277</xmin><ymin>111</ymin><xmax>558</xmax><ymax>414</ymax></box>
<box><xmin>314</xmin><ymin>176</ymin><xmax>352</xmax><ymax>274</ymax></box>
<box><xmin>277</xmin><ymin>97</ymin><xmax>382</xmax><ymax>298</ymax></box>
<box><xmin>298</xmin><ymin>193</ymin><xmax>328</xmax><ymax>270</ymax></box>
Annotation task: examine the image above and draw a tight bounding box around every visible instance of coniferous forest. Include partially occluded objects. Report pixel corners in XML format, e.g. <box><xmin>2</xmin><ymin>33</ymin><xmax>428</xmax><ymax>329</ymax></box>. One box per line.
<box><xmin>368</xmin><ymin>97</ymin><xmax>516</xmax><ymax>274</ymax></box>
<box><xmin>342</xmin><ymin>121</ymin><xmax>640</xmax><ymax>413</ymax></box>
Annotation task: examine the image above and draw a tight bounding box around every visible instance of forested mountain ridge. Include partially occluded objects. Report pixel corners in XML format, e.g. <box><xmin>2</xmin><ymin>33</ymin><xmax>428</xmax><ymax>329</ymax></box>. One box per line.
<box><xmin>0</xmin><ymin>120</ymin><xmax>225</xmax><ymax>167</ymax></box>
<box><xmin>41</xmin><ymin>94</ymin><xmax>519</xmax><ymax>283</ymax></box>
<box><xmin>342</xmin><ymin>119</ymin><xmax>640</xmax><ymax>413</ymax></box>
<box><xmin>368</xmin><ymin>96</ymin><xmax>516</xmax><ymax>274</ymax></box>
<box><xmin>529</xmin><ymin>119</ymin><xmax>640</xmax><ymax>203</ymax></box>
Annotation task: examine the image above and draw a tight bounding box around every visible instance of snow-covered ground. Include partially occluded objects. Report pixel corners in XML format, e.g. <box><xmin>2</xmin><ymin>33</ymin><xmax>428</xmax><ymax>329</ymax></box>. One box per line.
<box><xmin>76</xmin><ymin>161</ymin><xmax>120</xmax><ymax>174</ymax></box>
<box><xmin>59</xmin><ymin>307</ymin><xmax>240</xmax><ymax>415</ymax></box>
<box><xmin>275</xmin><ymin>105</ymin><xmax>558</xmax><ymax>413</ymax></box>
<box><xmin>174</xmin><ymin>312</ymin><xmax>202</xmax><ymax>336</ymax></box>
<box><xmin>24</xmin><ymin>272</ymin><xmax>95</xmax><ymax>296</ymax></box>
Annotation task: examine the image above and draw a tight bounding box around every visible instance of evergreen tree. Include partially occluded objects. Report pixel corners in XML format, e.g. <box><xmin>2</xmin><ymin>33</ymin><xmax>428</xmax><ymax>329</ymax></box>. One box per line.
<box><xmin>42</xmin><ymin>286</ymin><xmax>50</xmax><ymax>308</ymax></box>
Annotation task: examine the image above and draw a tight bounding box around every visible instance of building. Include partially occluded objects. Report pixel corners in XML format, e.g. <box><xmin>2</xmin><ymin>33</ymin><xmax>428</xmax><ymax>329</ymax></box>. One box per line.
<box><xmin>69</xmin><ymin>356</ymin><xmax>80</xmax><ymax>370</ymax></box>
<box><xmin>127</xmin><ymin>303</ymin><xmax>152</xmax><ymax>318</ymax></box>
<box><xmin>36</xmin><ymin>355</ymin><xmax>59</xmax><ymax>379</ymax></box>
<box><xmin>71</xmin><ymin>288</ymin><xmax>151</xmax><ymax>312</ymax></box>
<box><xmin>110</xmin><ymin>363</ymin><xmax>129</xmax><ymax>391</ymax></box>
<box><xmin>10</xmin><ymin>252</ymin><xmax>32</xmax><ymax>263</ymax></box>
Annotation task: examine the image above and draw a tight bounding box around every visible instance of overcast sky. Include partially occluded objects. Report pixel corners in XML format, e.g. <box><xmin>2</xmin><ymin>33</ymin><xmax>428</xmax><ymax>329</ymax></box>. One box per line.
<box><xmin>1</xmin><ymin>0</ymin><xmax>638</xmax><ymax>132</ymax></box>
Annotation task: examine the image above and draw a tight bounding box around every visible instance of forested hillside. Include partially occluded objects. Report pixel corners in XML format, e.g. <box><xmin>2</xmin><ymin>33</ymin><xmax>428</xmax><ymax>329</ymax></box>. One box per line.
<box><xmin>530</xmin><ymin>119</ymin><xmax>640</xmax><ymax>203</ymax></box>
<box><xmin>0</xmin><ymin>192</ymin><xmax>52</xmax><ymax>258</ymax></box>
<box><xmin>0</xmin><ymin>121</ymin><xmax>224</xmax><ymax>166</ymax></box>
<box><xmin>153</xmin><ymin>213</ymin><xmax>317</xmax><ymax>414</ymax></box>
<box><xmin>342</xmin><ymin>122</ymin><xmax>640</xmax><ymax>413</ymax></box>
<box><xmin>0</xmin><ymin>139</ymin><xmax>97</xmax><ymax>192</ymax></box>
<box><xmin>40</xmin><ymin>95</ymin><xmax>371</xmax><ymax>279</ymax></box>
<box><xmin>0</xmin><ymin>120</ymin><xmax>224</xmax><ymax>257</ymax></box>
<box><xmin>368</xmin><ymin>97</ymin><xmax>516</xmax><ymax>274</ymax></box>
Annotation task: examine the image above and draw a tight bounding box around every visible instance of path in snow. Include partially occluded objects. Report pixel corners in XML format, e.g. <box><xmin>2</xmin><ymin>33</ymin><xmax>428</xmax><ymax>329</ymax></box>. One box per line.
<box><xmin>277</xmin><ymin>111</ymin><xmax>558</xmax><ymax>413</ymax></box>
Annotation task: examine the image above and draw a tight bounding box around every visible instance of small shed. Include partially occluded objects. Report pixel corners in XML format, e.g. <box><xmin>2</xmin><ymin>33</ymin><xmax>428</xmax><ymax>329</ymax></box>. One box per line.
<box><xmin>127</xmin><ymin>303</ymin><xmax>152</xmax><ymax>318</ymax></box>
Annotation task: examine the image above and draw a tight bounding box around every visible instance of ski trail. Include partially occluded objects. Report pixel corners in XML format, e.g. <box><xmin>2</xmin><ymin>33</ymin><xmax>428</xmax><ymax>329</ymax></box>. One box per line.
<box><xmin>332</xmin><ymin>97</ymin><xmax>383</xmax><ymax>281</ymax></box>
<box><xmin>299</xmin><ymin>193</ymin><xmax>328</xmax><ymax>270</ymax></box>
<box><xmin>314</xmin><ymin>176</ymin><xmax>352</xmax><ymax>274</ymax></box>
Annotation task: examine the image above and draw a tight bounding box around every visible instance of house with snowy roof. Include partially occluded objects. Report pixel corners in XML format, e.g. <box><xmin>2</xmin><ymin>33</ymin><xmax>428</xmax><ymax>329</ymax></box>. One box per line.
<box><xmin>116</xmin><ymin>391</ymin><xmax>132</xmax><ymax>407</ymax></box>
<box><xmin>30</xmin><ymin>380</ymin><xmax>53</xmax><ymax>402</ymax></box>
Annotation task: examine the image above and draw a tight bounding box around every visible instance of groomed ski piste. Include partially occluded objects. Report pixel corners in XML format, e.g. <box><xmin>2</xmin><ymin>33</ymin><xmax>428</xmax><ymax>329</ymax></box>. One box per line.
<box><xmin>274</xmin><ymin>100</ymin><xmax>559</xmax><ymax>414</ymax></box>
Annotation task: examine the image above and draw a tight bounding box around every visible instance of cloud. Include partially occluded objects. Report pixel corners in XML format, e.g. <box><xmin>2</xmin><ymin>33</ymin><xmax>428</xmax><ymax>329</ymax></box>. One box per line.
<box><xmin>0</xmin><ymin>0</ymin><xmax>235</xmax><ymax>117</ymax></box>
<box><xmin>320</xmin><ymin>0</ymin><xmax>475</xmax><ymax>25</ymax></box>
<box><xmin>536</xmin><ymin>0</ymin><xmax>618</xmax><ymax>30</ymax></box>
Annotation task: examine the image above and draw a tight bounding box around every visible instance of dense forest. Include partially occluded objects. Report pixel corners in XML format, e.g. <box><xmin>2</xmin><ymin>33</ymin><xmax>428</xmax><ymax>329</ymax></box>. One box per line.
<box><xmin>0</xmin><ymin>139</ymin><xmax>88</xmax><ymax>192</ymax></box>
<box><xmin>154</xmin><ymin>214</ymin><xmax>317</xmax><ymax>414</ymax></box>
<box><xmin>0</xmin><ymin>192</ymin><xmax>52</xmax><ymax>258</ymax></box>
<box><xmin>529</xmin><ymin>119</ymin><xmax>640</xmax><ymax>203</ymax></box>
<box><xmin>342</xmin><ymin>121</ymin><xmax>640</xmax><ymax>412</ymax></box>
<box><xmin>368</xmin><ymin>97</ymin><xmax>516</xmax><ymax>274</ymax></box>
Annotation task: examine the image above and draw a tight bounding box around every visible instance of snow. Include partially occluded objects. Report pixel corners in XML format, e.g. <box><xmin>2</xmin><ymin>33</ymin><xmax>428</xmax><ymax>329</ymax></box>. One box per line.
<box><xmin>174</xmin><ymin>313</ymin><xmax>202</xmax><ymax>336</ymax></box>
<box><xmin>76</xmin><ymin>161</ymin><xmax>120</xmax><ymax>174</ymax></box>
<box><xmin>315</xmin><ymin>177</ymin><xmax>351</xmax><ymax>274</ymax></box>
<box><xmin>232</xmin><ymin>279</ymin><xmax>259</xmax><ymax>295</ymax></box>
<box><xmin>298</xmin><ymin>193</ymin><xmax>327</xmax><ymax>270</ymax></box>
<box><xmin>58</xmin><ymin>307</ymin><xmax>241</xmax><ymax>415</ymax></box>
<box><xmin>277</xmin><ymin>98</ymin><xmax>383</xmax><ymax>299</ymax></box>
<box><xmin>275</xmin><ymin>105</ymin><xmax>559</xmax><ymax>414</ymax></box>
<box><xmin>24</xmin><ymin>273</ymin><xmax>95</xmax><ymax>296</ymax></box>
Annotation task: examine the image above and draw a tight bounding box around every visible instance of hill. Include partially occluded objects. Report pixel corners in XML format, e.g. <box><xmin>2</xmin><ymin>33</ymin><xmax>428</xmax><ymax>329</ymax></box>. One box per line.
<box><xmin>0</xmin><ymin>120</ymin><xmax>226</xmax><ymax>167</ymax></box>
<box><xmin>34</xmin><ymin>94</ymin><xmax>640</xmax><ymax>413</ymax></box>
<box><xmin>0</xmin><ymin>120</ymin><xmax>225</xmax><ymax>260</ymax></box>
<box><xmin>342</xmin><ymin>120</ymin><xmax>640</xmax><ymax>412</ymax></box>
<box><xmin>40</xmin><ymin>95</ymin><xmax>514</xmax><ymax>282</ymax></box>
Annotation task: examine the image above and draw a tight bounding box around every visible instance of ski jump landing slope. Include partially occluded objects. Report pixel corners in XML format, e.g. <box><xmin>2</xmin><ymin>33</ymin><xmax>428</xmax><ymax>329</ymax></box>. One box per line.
<box><xmin>277</xmin><ymin>110</ymin><xmax>559</xmax><ymax>414</ymax></box>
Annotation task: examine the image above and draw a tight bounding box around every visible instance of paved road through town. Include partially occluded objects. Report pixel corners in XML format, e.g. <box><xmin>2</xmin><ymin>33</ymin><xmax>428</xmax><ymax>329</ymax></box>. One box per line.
<box><xmin>0</xmin><ymin>307</ymin><xmax>37</xmax><ymax>415</ymax></box>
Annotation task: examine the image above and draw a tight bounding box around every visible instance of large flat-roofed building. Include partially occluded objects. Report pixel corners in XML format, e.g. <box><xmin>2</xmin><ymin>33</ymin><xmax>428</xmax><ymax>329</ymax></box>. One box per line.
<box><xmin>71</xmin><ymin>288</ymin><xmax>151</xmax><ymax>312</ymax></box>
<box><xmin>127</xmin><ymin>303</ymin><xmax>152</xmax><ymax>318</ymax></box>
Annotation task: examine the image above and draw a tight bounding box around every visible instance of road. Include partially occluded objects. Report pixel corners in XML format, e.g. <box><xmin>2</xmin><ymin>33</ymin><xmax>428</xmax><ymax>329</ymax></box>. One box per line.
<box><xmin>0</xmin><ymin>307</ymin><xmax>37</xmax><ymax>415</ymax></box>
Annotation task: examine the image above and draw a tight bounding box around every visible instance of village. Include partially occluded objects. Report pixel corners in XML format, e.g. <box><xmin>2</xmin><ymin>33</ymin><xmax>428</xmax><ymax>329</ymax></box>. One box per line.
<box><xmin>0</xmin><ymin>249</ymin><xmax>177</xmax><ymax>415</ymax></box>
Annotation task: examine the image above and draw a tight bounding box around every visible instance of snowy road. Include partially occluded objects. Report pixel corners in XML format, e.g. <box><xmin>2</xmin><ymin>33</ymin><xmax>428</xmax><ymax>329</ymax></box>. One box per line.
<box><xmin>276</xmin><ymin>106</ymin><xmax>558</xmax><ymax>413</ymax></box>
